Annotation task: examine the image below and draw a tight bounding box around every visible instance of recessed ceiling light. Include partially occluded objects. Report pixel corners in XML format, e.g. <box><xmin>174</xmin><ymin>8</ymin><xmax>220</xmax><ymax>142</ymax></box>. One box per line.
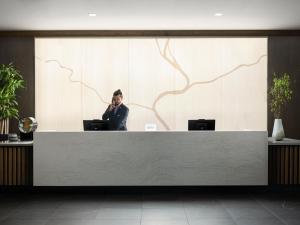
<box><xmin>214</xmin><ymin>13</ymin><xmax>224</xmax><ymax>17</ymax></box>
<box><xmin>88</xmin><ymin>13</ymin><xmax>97</xmax><ymax>17</ymax></box>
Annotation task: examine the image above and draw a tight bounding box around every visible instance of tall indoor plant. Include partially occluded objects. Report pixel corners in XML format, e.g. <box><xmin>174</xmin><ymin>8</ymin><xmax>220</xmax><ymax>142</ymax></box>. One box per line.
<box><xmin>0</xmin><ymin>63</ymin><xmax>25</xmax><ymax>136</ymax></box>
<box><xmin>269</xmin><ymin>72</ymin><xmax>293</xmax><ymax>141</ymax></box>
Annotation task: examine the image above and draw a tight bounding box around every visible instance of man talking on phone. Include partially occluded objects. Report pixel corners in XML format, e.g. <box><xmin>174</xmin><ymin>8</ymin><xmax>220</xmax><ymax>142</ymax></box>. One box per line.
<box><xmin>102</xmin><ymin>89</ymin><xmax>129</xmax><ymax>131</ymax></box>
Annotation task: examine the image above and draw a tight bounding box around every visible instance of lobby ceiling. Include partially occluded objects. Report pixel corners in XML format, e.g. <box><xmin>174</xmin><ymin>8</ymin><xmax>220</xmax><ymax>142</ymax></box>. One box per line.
<box><xmin>0</xmin><ymin>0</ymin><xmax>300</xmax><ymax>30</ymax></box>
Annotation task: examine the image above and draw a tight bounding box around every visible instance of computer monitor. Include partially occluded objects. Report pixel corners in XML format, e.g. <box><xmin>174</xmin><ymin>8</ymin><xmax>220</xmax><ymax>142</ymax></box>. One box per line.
<box><xmin>188</xmin><ymin>119</ymin><xmax>215</xmax><ymax>131</ymax></box>
<box><xmin>83</xmin><ymin>120</ymin><xmax>109</xmax><ymax>131</ymax></box>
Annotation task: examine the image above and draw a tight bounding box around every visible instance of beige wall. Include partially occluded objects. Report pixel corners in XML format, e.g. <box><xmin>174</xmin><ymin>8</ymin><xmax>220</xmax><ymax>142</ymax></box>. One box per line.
<box><xmin>35</xmin><ymin>38</ymin><xmax>267</xmax><ymax>131</ymax></box>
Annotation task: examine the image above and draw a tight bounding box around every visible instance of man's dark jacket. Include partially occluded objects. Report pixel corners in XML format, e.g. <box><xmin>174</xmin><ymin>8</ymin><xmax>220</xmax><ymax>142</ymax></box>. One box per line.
<box><xmin>102</xmin><ymin>104</ymin><xmax>129</xmax><ymax>130</ymax></box>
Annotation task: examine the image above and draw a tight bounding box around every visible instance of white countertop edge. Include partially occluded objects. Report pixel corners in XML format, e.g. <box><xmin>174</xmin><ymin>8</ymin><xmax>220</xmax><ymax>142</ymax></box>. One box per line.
<box><xmin>0</xmin><ymin>141</ymin><xmax>33</xmax><ymax>146</ymax></box>
<box><xmin>35</xmin><ymin>130</ymin><xmax>268</xmax><ymax>133</ymax></box>
<box><xmin>268</xmin><ymin>137</ymin><xmax>300</xmax><ymax>146</ymax></box>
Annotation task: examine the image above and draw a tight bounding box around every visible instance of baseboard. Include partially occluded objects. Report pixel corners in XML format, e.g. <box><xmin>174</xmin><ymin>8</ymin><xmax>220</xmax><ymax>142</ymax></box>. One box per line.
<box><xmin>2</xmin><ymin>185</ymin><xmax>299</xmax><ymax>194</ymax></box>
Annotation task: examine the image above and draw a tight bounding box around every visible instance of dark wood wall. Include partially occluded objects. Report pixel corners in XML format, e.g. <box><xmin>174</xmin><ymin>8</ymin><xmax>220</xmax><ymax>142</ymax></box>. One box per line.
<box><xmin>0</xmin><ymin>33</ymin><xmax>299</xmax><ymax>138</ymax></box>
<box><xmin>0</xmin><ymin>37</ymin><xmax>35</xmax><ymax>133</ymax></box>
<box><xmin>268</xmin><ymin>37</ymin><xmax>300</xmax><ymax>139</ymax></box>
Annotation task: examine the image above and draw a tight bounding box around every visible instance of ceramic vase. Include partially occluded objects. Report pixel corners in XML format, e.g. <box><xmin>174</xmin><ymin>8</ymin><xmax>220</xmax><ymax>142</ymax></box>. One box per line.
<box><xmin>272</xmin><ymin>119</ymin><xmax>285</xmax><ymax>141</ymax></box>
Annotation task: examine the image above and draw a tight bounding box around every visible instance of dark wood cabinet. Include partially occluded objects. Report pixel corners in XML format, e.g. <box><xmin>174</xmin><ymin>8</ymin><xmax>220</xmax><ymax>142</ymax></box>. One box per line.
<box><xmin>268</xmin><ymin>138</ymin><xmax>300</xmax><ymax>185</ymax></box>
<box><xmin>0</xmin><ymin>142</ymin><xmax>33</xmax><ymax>186</ymax></box>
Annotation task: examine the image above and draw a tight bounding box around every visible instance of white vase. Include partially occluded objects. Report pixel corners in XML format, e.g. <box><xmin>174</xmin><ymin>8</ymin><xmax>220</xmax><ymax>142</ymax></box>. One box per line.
<box><xmin>272</xmin><ymin>119</ymin><xmax>285</xmax><ymax>141</ymax></box>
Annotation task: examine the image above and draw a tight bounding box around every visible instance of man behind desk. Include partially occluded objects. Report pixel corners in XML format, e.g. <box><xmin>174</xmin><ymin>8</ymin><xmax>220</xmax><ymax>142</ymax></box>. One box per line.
<box><xmin>102</xmin><ymin>89</ymin><xmax>129</xmax><ymax>131</ymax></box>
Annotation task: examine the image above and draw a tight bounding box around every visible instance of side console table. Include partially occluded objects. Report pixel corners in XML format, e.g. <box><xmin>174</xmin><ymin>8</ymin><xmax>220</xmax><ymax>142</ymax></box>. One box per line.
<box><xmin>268</xmin><ymin>138</ymin><xmax>300</xmax><ymax>185</ymax></box>
<box><xmin>0</xmin><ymin>141</ymin><xmax>33</xmax><ymax>186</ymax></box>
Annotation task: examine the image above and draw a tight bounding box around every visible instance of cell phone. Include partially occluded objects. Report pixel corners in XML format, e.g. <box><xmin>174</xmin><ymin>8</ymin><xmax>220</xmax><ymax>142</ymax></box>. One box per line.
<box><xmin>111</xmin><ymin>98</ymin><xmax>115</xmax><ymax>106</ymax></box>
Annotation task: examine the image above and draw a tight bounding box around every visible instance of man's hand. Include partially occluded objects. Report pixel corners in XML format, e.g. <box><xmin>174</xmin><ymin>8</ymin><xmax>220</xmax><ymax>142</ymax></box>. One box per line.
<box><xmin>108</xmin><ymin>103</ymin><xmax>115</xmax><ymax>111</ymax></box>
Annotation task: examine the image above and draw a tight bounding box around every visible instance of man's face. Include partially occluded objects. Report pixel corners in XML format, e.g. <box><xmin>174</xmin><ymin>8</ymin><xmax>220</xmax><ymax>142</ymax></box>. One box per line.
<box><xmin>113</xmin><ymin>95</ymin><xmax>122</xmax><ymax>106</ymax></box>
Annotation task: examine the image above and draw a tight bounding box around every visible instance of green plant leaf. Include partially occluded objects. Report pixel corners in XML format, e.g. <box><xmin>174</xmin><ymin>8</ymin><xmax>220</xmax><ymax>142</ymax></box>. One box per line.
<box><xmin>0</xmin><ymin>63</ymin><xmax>25</xmax><ymax>120</ymax></box>
<box><xmin>269</xmin><ymin>72</ymin><xmax>293</xmax><ymax>118</ymax></box>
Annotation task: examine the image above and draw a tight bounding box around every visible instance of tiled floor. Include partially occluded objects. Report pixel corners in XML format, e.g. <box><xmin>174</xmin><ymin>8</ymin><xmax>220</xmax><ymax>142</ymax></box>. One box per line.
<box><xmin>0</xmin><ymin>190</ymin><xmax>300</xmax><ymax>225</ymax></box>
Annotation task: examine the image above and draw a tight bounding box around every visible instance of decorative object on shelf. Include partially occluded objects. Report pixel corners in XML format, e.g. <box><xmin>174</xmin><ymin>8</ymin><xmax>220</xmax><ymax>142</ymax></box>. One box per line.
<box><xmin>272</xmin><ymin>119</ymin><xmax>285</xmax><ymax>141</ymax></box>
<box><xmin>0</xmin><ymin>63</ymin><xmax>25</xmax><ymax>140</ymax></box>
<box><xmin>269</xmin><ymin>72</ymin><xmax>293</xmax><ymax>141</ymax></box>
<box><xmin>19</xmin><ymin>117</ymin><xmax>38</xmax><ymax>141</ymax></box>
<box><xmin>8</xmin><ymin>133</ymin><xmax>18</xmax><ymax>142</ymax></box>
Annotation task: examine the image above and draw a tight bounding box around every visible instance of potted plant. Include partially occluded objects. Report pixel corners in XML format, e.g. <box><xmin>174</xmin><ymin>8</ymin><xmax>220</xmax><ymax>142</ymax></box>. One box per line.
<box><xmin>269</xmin><ymin>72</ymin><xmax>293</xmax><ymax>141</ymax></box>
<box><xmin>0</xmin><ymin>63</ymin><xmax>25</xmax><ymax>141</ymax></box>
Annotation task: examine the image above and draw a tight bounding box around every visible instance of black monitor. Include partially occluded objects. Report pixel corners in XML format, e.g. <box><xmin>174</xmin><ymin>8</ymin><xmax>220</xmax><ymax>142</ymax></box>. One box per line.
<box><xmin>83</xmin><ymin>120</ymin><xmax>109</xmax><ymax>131</ymax></box>
<box><xmin>188</xmin><ymin>119</ymin><xmax>215</xmax><ymax>131</ymax></box>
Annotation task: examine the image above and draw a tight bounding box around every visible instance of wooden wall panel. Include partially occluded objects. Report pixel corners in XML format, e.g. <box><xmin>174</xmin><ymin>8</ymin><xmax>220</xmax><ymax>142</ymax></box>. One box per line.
<box><xmin>268</xmin><ymin>36</ymin><xmax>300</xmax><ymax>139</ymax></box>
<box><xmin>0</xmin><ymin>37</ymin><xmax>35</xmax><ymax>134</ymax></box>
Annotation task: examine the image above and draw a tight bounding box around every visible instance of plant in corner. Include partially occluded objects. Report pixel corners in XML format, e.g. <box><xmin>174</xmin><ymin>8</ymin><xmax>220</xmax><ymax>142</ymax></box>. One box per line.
<box><xmin>0</xmin><ymin>63</ymin><xmax>25</xmax><ymax>139</ymax></box>
<box><xmin>269</xmin><ymin>72</ymin><xmax>293</xmax><ymax>141</ymax></box>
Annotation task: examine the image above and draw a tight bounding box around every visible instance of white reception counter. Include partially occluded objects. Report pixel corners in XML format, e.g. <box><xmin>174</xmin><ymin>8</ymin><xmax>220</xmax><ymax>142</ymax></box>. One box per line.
<box><xmin>34</xmin><ymin>131</ymin><xmax>268</xmax><ymax>186</ymax></box>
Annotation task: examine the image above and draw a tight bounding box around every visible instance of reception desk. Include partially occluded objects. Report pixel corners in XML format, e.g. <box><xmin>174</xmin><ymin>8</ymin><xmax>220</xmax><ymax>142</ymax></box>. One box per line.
<box><xmin>34</xmin><ymin>131</ymin><xmax>268</xmax><ymax>186</ymax></box>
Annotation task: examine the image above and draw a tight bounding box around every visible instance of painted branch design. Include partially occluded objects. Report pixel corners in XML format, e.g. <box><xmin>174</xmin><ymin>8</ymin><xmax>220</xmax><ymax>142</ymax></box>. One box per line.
<box><xmin>153</xmin><ymin>39</ymin><xmax>267</xmax><ymax>130</ymax></box>
<box><xmin>36</xmin><ymin>57</ymin><xmax>153</xmax><ymax>112</ymax></box>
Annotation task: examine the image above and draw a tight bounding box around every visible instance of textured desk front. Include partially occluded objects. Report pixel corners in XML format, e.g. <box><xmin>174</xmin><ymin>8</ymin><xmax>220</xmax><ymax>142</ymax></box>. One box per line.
<box><xmin>34</xmin><ymin>131</ymin><xmax>268</xmax><ymax>186</ymax></box>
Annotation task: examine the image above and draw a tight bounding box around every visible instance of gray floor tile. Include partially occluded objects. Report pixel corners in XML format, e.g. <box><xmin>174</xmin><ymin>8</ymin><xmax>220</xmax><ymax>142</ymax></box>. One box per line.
<box><xmin>179</xmin><ymin>194</ymin><xmax>218</xmax><ymax>201</ymax></box>
<box><xmin>284</xmin><ymin>219</ymin><xmax>300</xmax><ymax>225</ymax></box>
<box><xmin>226</xmin><ymin>207</ymin><xmax>274</xmax><ymax>220</ymax></box>
<box><xmin>216</xmin><ymin>194</ymin><xmax>253</xmax><ymax>202</ymax></box>
<box><xmin>185</xmin><ymin>207</ymin><xmax>231</xmax><ymax>219</ymax></box>
<box><xmin>0</xmin><ymin>202</ymin><xmax>23</xmax><ymax>209</ymax></box>
<box><xmin>220</xmin><ymin>199</ymin><xmax>263</xmax><ymax>209</ymax></box>
<box><xmin>142</xmin><ymin>200</ymin><xmax>184</xmax><ymax>209</ymax></box>
<box><xmin>0</xmin><ymin>192</ymin><xmax>299</xmax><ymax>225</ymax></box>
<box><xmin>93</xmin><ymin>219</ymin><xmax>141</xmax><ymax>225</ymax></box>
<box><xmin>45</xmin><ymin>219</ymin><xmax>88</xmax><ymax>225</ymax></box>
<box><xmin>94</xmin><ymin>194</ymin><xmax>142</xmax><ymax>209</ymax></box>
<box><xmin>51</xmin><ymin>208</ymin><xmax>99</xmax><ymax>219</ymax></box>
<box><xmin>259</xmin><ymin>199</ymin><xmax>300</xmax><ymax>210</ymax></box>
<box><xmin>0</xmin><ymin>219</ymin><xmax>48</xmax><ymax>225</ymax></box>
<box><xmin>6</xmin><ymin>208</ymin><xmax>56</xmax><ymax>220</ymax></box>
<box><xmin>183</xmin><ymin>197</ymin><xmax>221</xmax><ymax>208</ymax></box>
<box><xmin>189</xmin><ymin>218</ymin><xmax>236</xmax><ymax>225</ymax></box>
<box><xmin>142</xmin><ymin>195</ymin><xmax>183</xmax><ymax>209</ymax></box>
<box><xmin>142</xmin><ymin>208</ymin><xmax>187</xmax><ymax>220</ymax></box>
<box><xmin>184</xmin><ymin>202</ymin><xmax>222</xmax><ymax>209</ymax></box>
<box><xmin>17</xmin><ymin>201</ymin><xmax>63</xmax><ymax>210</ymax></box>
<box><xmin>45</xmin><ymin>219</ymin><xmax>140</xmax><ymax>225</ymax></box>
<box><xmin>141</xmin><ymin>219</ymin><xmax>189</xmax><ymax>225</ymax></box>
<box><xmin>104</xmin><ymin>194</ymin><xmax>142</xmax><ymax>202</ymax></box>
<box><xmin>262</xmin><ymin>203</ymin><xmax>300</xmax><ymax>220</ymax></box>
<box><xmin>234</xmin><ymin>218</ymin><xmax>285</xmax><ymax>225</ymax></box>
<box><xmin>269</xmin><ymin>209</ymin><xmax>300</xmax><ymax>220</ymax></box>
<box><xmin>0</xmin><ymin>208</ymin><xmax>15</xmax><ymax>221</ymax></box>
<box><xmin>97</xmin><ymin>200</ymin><xmax>142</xmax><ymax>209</ymax></box>
<box><xmin>252</xmin><ymin>193</ymin><xmax>300</xmax><ymax>203</ymax></box>
<box><xmin>58</xmin><ymin>202</ymin><xmax>103</xmax><ymax>210</ymax></box>
<box><xmin>143</xmin><ymin>194</ymin><xmax>181</xmax><ymax>201</ymax></box>
<box><xmin>96</xmin><ymin>208</ymin><xmax>142</xmax><ymax>219</ymax></box>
